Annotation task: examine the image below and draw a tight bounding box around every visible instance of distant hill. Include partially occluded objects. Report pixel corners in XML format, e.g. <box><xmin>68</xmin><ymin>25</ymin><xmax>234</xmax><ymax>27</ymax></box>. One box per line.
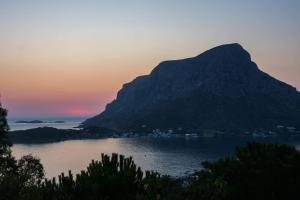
<box><xmin>84</xmin><ymin>43</ymin><xmax>300</xmax><ymax>133</ymax></box>
<box><xmin>15</xmin><ymin>120</ymin><xmax>44</xmax><ymax>123</ymax></box>
<box><xmin>9</xmin><ymin>127</ymin><xmax>111</xmax><ymax>144</ymax></box>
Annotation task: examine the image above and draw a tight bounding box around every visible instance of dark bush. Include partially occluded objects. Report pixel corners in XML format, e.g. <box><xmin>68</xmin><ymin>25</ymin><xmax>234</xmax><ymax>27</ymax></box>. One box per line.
<box><xmin>188</xmin><ymin>142</ymin><xmax>300</xmax><ymax>200</ymax></box>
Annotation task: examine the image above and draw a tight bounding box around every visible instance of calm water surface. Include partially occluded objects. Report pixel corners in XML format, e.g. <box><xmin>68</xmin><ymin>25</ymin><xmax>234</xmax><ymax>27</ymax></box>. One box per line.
<box><xmin>8</xmin><ymin>117</ymin><xmax>84</xmax><ymax>131</ymax></box>
<box><xmin>11</xmin><ymin>137</ymin><xmax>300</xmax><ymax>178</ymax></box>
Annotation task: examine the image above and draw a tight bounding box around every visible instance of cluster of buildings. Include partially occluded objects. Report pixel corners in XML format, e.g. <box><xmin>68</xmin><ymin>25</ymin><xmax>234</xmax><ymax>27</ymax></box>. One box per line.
<box><xmin>112</xmin><ymin>125</ymin><xmax>300</xmax><ymax>139</ymax></box>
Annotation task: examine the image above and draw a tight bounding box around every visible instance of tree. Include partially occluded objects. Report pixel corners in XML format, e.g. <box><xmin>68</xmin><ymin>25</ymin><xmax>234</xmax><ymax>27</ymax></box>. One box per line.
<box><xmin>0</xmin><ymin>102</ymin><xmax>44</xmax><ymax>200</ymax></box>
<box><xmin>187</xmin><ymin>142</ymin><xmax>300</xmax><ymax>200</ymax></box>
<box><xmin>0</xmin><ymin>102</ymin><xmax>18</xmax><ymax>200</ymax></box>
<box><xmin>17</xmin><ymin>155</ymin><xmax>44</xmax><ymax>187</ymax></box>
<box><xmin>0</xmin><ymin>102</ymin><xmax>16</xmax><ymax>176</ymax></box>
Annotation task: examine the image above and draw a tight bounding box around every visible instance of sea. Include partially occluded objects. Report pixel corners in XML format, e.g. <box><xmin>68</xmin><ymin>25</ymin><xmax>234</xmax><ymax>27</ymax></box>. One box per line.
<box><xmin>8</xmin><ymin>116</ymin><xmax>85</xmax><ymax>131</ymax></box>
<box><xmin>8</xmin><ymin>117</ymin><xmax>300</xmax><ymax>179</ymax></box>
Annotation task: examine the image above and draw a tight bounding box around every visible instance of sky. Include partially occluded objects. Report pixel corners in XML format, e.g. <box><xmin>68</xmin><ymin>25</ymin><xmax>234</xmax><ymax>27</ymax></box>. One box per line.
<box><xmin>0</xmin><ymin>0</ymin><xmax>299</xmax><ymax>118</ymax></box>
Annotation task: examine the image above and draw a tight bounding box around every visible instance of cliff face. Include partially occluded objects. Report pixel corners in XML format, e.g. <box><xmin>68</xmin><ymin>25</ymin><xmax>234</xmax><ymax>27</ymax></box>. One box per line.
<box><xmin>84</xmin><ymin>43</ymin><xmax>300</xmax><ymax>132</ymax></box>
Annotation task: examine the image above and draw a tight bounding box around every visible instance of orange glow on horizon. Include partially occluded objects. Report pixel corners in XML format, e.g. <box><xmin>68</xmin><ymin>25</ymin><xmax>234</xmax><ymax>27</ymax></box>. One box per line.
<box><xmin>64</xmin><ymin>107</ymin><xmax>96</xmax><ymax>116</ymax></box>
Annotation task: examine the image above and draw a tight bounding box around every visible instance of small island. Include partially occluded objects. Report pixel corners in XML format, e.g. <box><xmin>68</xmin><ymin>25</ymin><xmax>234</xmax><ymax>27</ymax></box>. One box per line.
<box><xmin>15</xmin><ymin>120</ymin><xmax>44</xmax><ymax>124</ymax></box>
<box><xmin>15</xmin><ymin>120</ymin><xmax>65</xmax><ymax>124</ymax></box>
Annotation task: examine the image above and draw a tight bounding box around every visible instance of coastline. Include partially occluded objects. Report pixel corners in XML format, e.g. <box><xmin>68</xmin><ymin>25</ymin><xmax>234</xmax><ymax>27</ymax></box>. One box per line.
<box><xmin>9</xmin><ymin>126</ymin><xmax>300</xmax><ymax>144</ymax></box>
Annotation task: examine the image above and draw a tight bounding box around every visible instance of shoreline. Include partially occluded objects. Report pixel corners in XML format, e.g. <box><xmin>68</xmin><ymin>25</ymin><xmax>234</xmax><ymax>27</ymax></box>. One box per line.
<box><xmin>9</xmin><ymin>126</ymin><xmax>300</xmax><ymax>145</ymax></box>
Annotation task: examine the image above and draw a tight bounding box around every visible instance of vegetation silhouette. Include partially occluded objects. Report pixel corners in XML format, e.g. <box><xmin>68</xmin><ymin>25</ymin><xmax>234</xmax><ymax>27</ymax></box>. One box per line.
<box><xmin>1</xmin><ymin>104</ymin><xmax>300</xmax><ymax>199</ymax></box>
<box><xmin>0</xmin><ymin>103</ymin><xmax>45</xmax><ymax>200</ymax></box>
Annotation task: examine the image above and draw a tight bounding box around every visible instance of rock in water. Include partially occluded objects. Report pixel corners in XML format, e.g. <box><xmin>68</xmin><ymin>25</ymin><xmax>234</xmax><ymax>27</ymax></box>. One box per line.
<box><xmin>84</xmin><ymin>43</ymin><xmax>300</xmax><ymax>133</ymax></box>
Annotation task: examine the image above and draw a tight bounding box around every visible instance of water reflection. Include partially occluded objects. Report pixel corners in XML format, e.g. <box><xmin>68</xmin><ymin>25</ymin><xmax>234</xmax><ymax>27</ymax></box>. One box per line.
<box><xmin>12</xmin><ymin>137</ymin><xmax>300</xmax><ymax>178</ymax></box>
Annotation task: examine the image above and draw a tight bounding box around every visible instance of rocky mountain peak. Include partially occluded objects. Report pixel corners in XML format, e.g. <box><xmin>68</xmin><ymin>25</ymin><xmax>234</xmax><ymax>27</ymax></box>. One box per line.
<box><xmin>84</xmin><ymin>44</ymin><xmax>300</xmax><ymax>133</ymax></box>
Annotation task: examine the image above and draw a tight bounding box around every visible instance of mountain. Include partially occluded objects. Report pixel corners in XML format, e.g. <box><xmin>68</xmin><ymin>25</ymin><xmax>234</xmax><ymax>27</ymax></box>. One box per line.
<box><xmin>84</xmin><ymin>43</ymin><xmax>300</xmax><ymax>133</ymax></box>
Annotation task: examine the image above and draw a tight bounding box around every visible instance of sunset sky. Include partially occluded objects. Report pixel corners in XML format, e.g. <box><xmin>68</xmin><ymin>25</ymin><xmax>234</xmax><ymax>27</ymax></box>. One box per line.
<box><xmin>0</xmin><ymin>0</ymin><xmax>299</xmax><ymax>118</ymax></box>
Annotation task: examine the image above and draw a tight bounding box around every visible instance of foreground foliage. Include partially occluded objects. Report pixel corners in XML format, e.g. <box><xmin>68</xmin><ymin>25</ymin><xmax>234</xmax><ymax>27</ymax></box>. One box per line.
<box><xmin>2</xmin><ymin>143</ymin><xmax>300</xmax><ymax>200</ymax></box>
<box><xmin>34</xmin><ymin>153</ymin><xmax>183</xmax><ymax>200</ymax></box>
<box><xmin>0</xmin><ymin>104</ymin><xmax>45</xmax><ymax>200</ymax></box>
<box><xmin>187</xmin><ymin>142</ymin><xmax>300</xmax><ymax>200</ymax></box>
<box><xmin>1</xmin><ymin>105</ymin><xmax>300</xmax><ymax>199</ymax></box>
